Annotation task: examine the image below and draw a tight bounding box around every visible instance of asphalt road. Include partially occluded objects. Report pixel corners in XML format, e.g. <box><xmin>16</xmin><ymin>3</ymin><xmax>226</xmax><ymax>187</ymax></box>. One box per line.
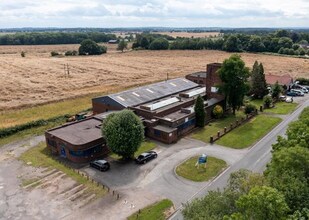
<box><xmin>169</xmin><ymin>96</ymin><xmax>309</xmax><ymax>220</ymax></box>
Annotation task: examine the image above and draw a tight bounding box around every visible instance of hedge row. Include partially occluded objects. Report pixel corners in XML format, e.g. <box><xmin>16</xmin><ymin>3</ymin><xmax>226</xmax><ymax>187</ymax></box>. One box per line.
<box><xmin>0</xmin><ymin>115</ymin><xmax>69</xmax><ymax>138</ymax></box>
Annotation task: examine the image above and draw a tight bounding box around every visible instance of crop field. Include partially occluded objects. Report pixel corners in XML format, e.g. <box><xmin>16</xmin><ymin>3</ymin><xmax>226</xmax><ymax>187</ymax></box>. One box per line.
<box><xmin>0</xmin><ymin>46</ymin><xmax>308</xmax><ymax>111</ymax></box>
<box><xmin>155</xmin><ymin>31</ymin><xmax>221</xmax><ymax>38</ymax></box>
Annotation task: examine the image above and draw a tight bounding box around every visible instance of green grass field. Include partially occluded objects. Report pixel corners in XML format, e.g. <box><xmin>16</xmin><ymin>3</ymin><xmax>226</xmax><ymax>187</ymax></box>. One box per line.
<box><xmin>216</xmin><ymin>115</ymin><xmax>282</xmax><ymax>149</ymax></box>
<box><xmin>191</xmin><ymin>111</ymin><xmax>245</xmax><ymax>143</ymax></box>
<box><xmin>176</xmin><ymin>156</ymin><xmax>227</xmax><ymax>182</ymax></box>
<box><xmin>19</xmin><ymin>142</ymin><xmax>107</xmax><ymax>198</ymax></box>
<box><xmin>110</xmin><ymin>141</ymin><xmax>156</xmax><ymax>160</ymax></box>
<box><xmin>250</xmin><ymin>99</ymin><xmax>298</xmax><ymax>115</ymax></box>
<box><xmin>127</xmin><ymin>199</ymin><xmax>173</xmax><ymax>220</ymax></box>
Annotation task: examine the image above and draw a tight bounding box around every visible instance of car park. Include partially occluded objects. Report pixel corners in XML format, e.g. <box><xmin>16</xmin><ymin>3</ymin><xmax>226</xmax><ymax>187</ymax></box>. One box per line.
<box><xmin>90</xmin><ymin>160</ymin><xmax>110</xmax><ymax>171</ymax></box>
<box><xmin>135</xmin><ymin>151</ymin><xmax>157</xmax><ymax>164</ymax></box>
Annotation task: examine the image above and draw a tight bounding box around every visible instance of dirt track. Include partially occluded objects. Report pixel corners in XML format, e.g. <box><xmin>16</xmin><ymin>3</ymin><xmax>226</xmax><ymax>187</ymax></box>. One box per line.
<box><xmin>0</xmin><ymin>46</ymin><xmax>308</xmax><ymax>110</ymax></box>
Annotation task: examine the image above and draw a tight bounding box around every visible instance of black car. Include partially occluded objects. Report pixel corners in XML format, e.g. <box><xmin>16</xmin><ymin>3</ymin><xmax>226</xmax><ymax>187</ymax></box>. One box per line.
<box><xmin>135</xmin><ymin>151</ymin><xmax>157</xmax><ymax>164</ymax></box>
<box><xmin>90</xmin><ymin>160</ymin><xmax>110</xmax><ymax>171</ymax></box>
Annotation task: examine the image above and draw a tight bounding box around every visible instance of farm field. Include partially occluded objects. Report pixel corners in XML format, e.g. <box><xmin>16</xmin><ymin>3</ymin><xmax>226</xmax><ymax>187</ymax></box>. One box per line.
<box><xmin>0</xmin><ymin>46</ymin><xmax>308</xmax><ymax>111</ymax></box>
<box><xmin>154</xmin><ymin>31</ymin><xmax>221</xmax><ymax>38</ymax></box>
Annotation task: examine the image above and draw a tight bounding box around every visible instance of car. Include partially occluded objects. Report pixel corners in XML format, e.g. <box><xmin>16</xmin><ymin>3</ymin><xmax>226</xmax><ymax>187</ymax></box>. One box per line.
<box><xmin>285</xmin><ymin>97</ymin><xmax>294</xmax><ymax>103</ymax></box>
<box><xmin>291</xmin><ymin>89</ymin><xmax>304</xmax><ymax>96</ymax></box>
<box><xmin>135</xmin><ymin>151</ymin><xmax>157</xmax><ymax>164</ymax></box>
<box><xmin>286</xmin><ymin>91</ymin><xmax>297</xmax><ymax>97</ymax></box>
<box><xmin>90</xmin><ymin>160</ymin><xmax>110</xmax><ymax>171</ymax></box>
<box><xmin>279</xmin><ymin>95</ymin><xmax>286</xmax><ymax>101</ymax></box>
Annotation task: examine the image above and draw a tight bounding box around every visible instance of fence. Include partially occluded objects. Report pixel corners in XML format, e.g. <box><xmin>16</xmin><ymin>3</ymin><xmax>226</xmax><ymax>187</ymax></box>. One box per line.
<box><xmin>210</xmin><ymin>112</ymin><xmax>257</xmax><ymax>143</ymax></box>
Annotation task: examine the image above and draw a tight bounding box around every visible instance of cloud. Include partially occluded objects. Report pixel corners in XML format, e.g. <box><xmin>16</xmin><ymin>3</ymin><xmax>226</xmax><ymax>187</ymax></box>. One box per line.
<box><xmin>0</xmin><ymin>0</ymin><xmax>308</xmax><ymax>28</ymax></box>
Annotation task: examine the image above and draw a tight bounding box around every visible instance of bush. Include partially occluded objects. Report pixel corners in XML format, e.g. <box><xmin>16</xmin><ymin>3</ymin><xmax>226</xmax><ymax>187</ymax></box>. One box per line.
<box><xmin>288</xmin><ymin>48</ymin><xmax>295</xmax><ymax>55</ymax></box>
<box><xmin>213</xmin><ymin>105</ymin><xmax>224</xmax><ymax>119</ymax></box>
<box><xmin>21</xmin><ymin>51</ymin><xmax>25</xmax><ymax>57</ymax></box>
<box><xmin>65</xmin><ymin>50</ymin><xmax>78</xmax><ymax>56</ymax></box>
<box><xmin>263</xmin><ymin>95</ymin><xmax>273</xmax><ymax>108</ymax></box>
<box><xmin>51</xmin><ymin>51</ymin><xmax>59</xmax><ymax>56</ymax></box>
<box><xmin>245</xmin><ymin>104</ymin><xmax>257</xmax><ymax>114</ymax></box>
<box><xmin>278</xmin><ymin>47</ymin><xmax>284</xmax><ymax>54</ymax></box>
<box><xmin>298</xmin><ymin>48</ymin><xmax>306</xmax><ymax>56</ymax></box>
<box><xmin>149</xmin><ymin>38</ymin><xmax>169</xmax><ymax>50</ymax></box>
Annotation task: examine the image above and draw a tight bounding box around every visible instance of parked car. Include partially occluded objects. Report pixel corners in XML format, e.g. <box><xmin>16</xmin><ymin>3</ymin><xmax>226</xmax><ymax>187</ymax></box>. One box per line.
<box><xmin>286</xmin><ymin>91</ymin><xmax>297</xmax><ymax>97</ymax></box>
<box><xmin>90</xmin><ymin>160</ymin><xmax>110</xmax><ymax>171</ymax></box>
<box><xmin>135</xmin><ymin>151</ymin><xmax>157</xmax><ymax>164</ymax></box>
<box><xmin>291</xmin><ymin>89</ymin><xmax>305</xmax><ymax>96</ymax></box>
<box><xmin>279</xmin><ymin>95</ymin><xmax>286</xmax><ymax>101</ymax></box>
<box><xmin>285</xmin><ymin>97</ymin><xmax>294</xmax><ymax>103</ymax></box>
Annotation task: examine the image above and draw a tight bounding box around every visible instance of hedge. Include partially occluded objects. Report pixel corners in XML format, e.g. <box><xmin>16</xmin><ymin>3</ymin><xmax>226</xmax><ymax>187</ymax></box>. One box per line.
<box><xmin>0</xmin><ymin>115</ymin><xmax>69</xmax><ymax>138</ymax></box>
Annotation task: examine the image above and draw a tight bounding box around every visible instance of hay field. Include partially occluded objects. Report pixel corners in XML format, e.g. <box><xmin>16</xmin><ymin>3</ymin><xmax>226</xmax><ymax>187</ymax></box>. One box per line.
<box><xmin>154</xmin><ymin>31</ymin><xmax>221</xmax><ymax>38</ymax></box>
<box><xmin>0</xmin><ymin>46</ymin><xmax>308</xmax><ymax>111</ymax></box>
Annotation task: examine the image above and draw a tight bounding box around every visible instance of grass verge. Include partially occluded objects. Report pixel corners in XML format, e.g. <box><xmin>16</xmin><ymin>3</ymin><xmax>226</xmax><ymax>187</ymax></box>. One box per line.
<box><xmin>0</xmin><ymin>120</ymin><xmax>65</xmax><ymax>147</ymax></box>
<box><xmin>110</xmin><ymin>141</ymin><xmax>156</xmax><ymax>160</ymax></box>
<box><xmin>127</xmin><ymin>199</ymin><xmax>173</xmax><ymax>220</ymax></box>
<box><xmin>176</xmin><ymin>156</ymin><xmax>227</xmax><ymax>182</ymax></box>
<box><xmin>19</xmin><ymin>142</ymin><xmax>107</xmax><ymax>198</ymax></box>
<box><xmin>216</xmin><ymin>115</ymin><xmax>282</xmax><ymax>149</ymax></box>
<box><xmin>191</xmin><ymin>111</ymin><xmax>245</xmax><ymax>143</ymax></box>
<box><xmin>0</xmin><ymin>94</ymin><xmax>94</xmax><ymax>129</ymax></box>
<box><xmin>250</xmin><ymin>99</ymin><xmax>298</xmax><ymax>114</ymax></box>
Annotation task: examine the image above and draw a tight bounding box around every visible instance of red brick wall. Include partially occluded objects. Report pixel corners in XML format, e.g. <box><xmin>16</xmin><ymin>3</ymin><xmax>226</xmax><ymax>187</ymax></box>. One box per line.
<box><xmin>206</xmin><ymin>63</ymin><xmax>225</xmax><ymax>100</ymax></box>
<box><xmin>92</xmin><ymin>101</ymin><xmax>124</xmax><ymax>114</ymax></box>
<box><xmin>185</xmin><ymin>75</ymin><xmax>206</xmax><ymax>86</ymax></box>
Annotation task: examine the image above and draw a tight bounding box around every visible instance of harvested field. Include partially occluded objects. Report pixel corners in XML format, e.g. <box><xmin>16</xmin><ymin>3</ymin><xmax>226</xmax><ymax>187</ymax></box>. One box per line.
<box><xmin>154</xmin><ymin>31</ymin><xmax>221</xmax><ymax>38</ymax></box>
<box><xmin>0</xmin><ymin>47</ymin><xmax>308</xmax><ymax>110</ymax></box>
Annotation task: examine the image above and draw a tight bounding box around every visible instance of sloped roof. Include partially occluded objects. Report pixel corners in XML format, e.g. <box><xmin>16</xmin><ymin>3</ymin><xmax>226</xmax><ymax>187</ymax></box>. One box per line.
<box><xmin>99</xmin><ymin>78</ymin><xmax>199</xmax><ymax>108</ymax></box>
<box><xmin>265</xmin><ymin>74</ymin><xmax>293</xmax><ymax>86</ymax></box>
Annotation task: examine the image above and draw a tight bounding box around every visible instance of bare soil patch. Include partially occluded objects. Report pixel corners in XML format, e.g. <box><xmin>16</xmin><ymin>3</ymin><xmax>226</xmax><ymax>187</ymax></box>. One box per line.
<box><xmin>0</xmin><ymin>48</ymin><xmax>308</xmax><ymax>110</ymax></box>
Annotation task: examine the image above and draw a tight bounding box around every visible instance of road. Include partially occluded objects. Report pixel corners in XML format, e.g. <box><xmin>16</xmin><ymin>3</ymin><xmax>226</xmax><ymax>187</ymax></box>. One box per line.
<box><xmin>169</xmin><ymin>97</ymin><xmax>309</xmax><ymax>220</ymax></box>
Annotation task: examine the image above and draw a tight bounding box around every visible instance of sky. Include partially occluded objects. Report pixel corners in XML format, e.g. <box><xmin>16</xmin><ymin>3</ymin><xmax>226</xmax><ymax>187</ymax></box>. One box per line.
<box><xmin>0</xmin><ymin>0</ymin><xmax>308</xmax><ymax>28</ymax></box>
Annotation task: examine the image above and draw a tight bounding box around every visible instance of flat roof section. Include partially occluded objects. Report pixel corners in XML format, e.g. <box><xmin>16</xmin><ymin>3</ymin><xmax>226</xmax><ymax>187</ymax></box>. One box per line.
<box><xmin>143</xmin><ymin>97</ymin><xmax>180</xmax><ymax>111</ymax></box>
<box><xmin>153</xmin><ymin>125</ymin><xmax>177</xmax><ymax>133</ymax></box>
<box><xmin>47</xmin><ymin>118</ymin><xmax>103</xmax><ymax>146</ymax></box>
<box><xmin>104</xmin><ymin>78</ymin><xmax>198</xmax><ymax>107</ymax></box>
<box><xmin>188</xmin><ymin>71</ymin><xmax>207</xmax><ymax>78</ymax></box>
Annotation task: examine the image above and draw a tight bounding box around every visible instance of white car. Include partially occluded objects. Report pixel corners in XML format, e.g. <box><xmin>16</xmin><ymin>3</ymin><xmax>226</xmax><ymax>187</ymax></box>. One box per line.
<box><xmin>285</xmin><ymin>97</ymin><xmax>294</xmax><ymax>103</ymax></box>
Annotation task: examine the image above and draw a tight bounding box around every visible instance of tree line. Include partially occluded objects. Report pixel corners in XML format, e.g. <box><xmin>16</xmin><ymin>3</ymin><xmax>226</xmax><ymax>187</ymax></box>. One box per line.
<box><xmin>132</xmin><ymin>30</ymin><xmax>309</xmax><ymax>56</ymax></box>
<box><xmin>0</xmin><ymin>32</ymin><xmax>116</xmax><ymax>45</ymax></box>
<box><xmin>183</xmin><ymin>106</ymin><xmax>309</xmax><ymax>220</ymax></box>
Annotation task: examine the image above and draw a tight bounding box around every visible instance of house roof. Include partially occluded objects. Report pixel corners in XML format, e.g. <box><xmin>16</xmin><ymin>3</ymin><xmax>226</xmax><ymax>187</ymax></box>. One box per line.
<box><xmin>94</xmin><ymin>78</ymin><xmax>199</xmax><ymax>108</ymax></box>
<box><xmin>265</xmin><ymin>74</ymin><xmax>293</xmax><ymax>86</ymax></box>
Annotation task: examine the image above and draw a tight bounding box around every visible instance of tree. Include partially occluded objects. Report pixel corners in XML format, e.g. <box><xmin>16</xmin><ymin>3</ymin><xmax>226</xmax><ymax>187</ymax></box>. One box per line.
<box><xmin>265</xmin><ymin>146</ymin><xmax>309</xmax><ymax>213</ymax></box>
<box><xmin>247</xmin><ymin>36</ymin><xmax>265</xmax><ymax>52</ymax></box>
<box><xmin>263</xmin><ymin>95</ymin><xmax>273</xmax><ymax>108</ymax></box>
<box><xmin>236</xmin><ymin>186</ymin><xmax>289</xmax><ymax>220</ymax></box>
<box><xmin>223</xmin><ymin>35</ymin><xmax>241</xmax><ymax>52</ymax></box>
<box><xmin>102</xmin><ymin>110</ymin><xmax>144</xmax><ymax>159</ymax></box>
<box><xmin>149</xmin><ymin>38</ymin><xmax>169</xmax><ymax>50</ymax></box>
<box><xmin>117</xmin><ymin>39</ymin><xmax>128</xmax><ymax>52</ymax></box>
<box><xmin>194</xmin><ymin>95</ymin><xmax>205</xmax><ymax>127</ymax></box>
<box><xmin>278</xmin><ymin>37</ymin><xmax>293</xmax><ymax>49</ymax></box>
<box><xmin>78</xmin><ymin>39</ymin><xmax>107</xmax><ymax>55</ymax></box>
<box><xmin>140</xmin><ymin>37</ymin><xmax>150</xmax><ymax>49</ymax></box>
<box><xmin>218</xmin><ymin>54</ymin><xmax>250</xmax><ymax>114</ymax></box>
<box><xmin>272</xmin><ymin>81</ymin><xmax>282</xmax><ymax>99</ymax></box>
<box><xmin>250</xmin><ymin>61</ymin><xmax>268</xmax><ymax>98</ymax></box>
<box><xmin>213</xmin><ymin>105</ymin><xmax>223</xmax><ymax>119</ymax></box>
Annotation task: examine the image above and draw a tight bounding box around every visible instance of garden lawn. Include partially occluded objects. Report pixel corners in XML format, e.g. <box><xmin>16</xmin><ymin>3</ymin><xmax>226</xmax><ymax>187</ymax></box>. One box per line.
<box><xmin>216</xmin><ymin>115</ymin><xmax>282</xmax><ymax>149</ymax></box>
<box><xmin>127</xmin><ymin>199</ymin><xmax>173</xmax><ymax>220</ymax></box>
<box><xmin>110</xmin><ymin>141</ymin><xmax>156</xmax><ymax>160</ymax></box>
<box><xmin>19</xmin><ymin>142</ymin><xmax>107</xmax><ymax>198</ymax></box>
<box><xmin>250</xmin><ymin>100</ymin><xmax>298</xmax><ymax>114</ymax></box>
<box><xmin>176</xmin><ymin>156</ymin><xmax>227</xmax><ymax>182</ymax></box>
<box><xmin>191</xmin><ymin>111</ymin><xmax>245</xmax><ymax>143</ymax></box>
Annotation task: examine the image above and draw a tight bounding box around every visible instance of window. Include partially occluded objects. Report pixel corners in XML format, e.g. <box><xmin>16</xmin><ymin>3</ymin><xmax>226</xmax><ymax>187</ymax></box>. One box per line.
<box><xmin>154</xmin><ymin>129</ymin><xmax>161</xmax><ymax>137</ymax></box>
<box><xmin>69</xmin><ymin>144</ymin><xmax>103</xmax><ymax>157</ymax></box>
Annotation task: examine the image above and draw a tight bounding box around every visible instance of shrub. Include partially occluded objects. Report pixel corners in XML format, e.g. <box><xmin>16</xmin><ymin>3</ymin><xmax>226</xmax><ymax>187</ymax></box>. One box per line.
<box><xmin>298</xmin><ymin>48</ymin><xmax>306</xmax><ymax>56</ymax></box>
<box><xmin>213</xmin><ymin>105</ymin><xmax>224</xmax><ymax>119</ymax></box>
<box><xmin>245</xmin><ymin>104</ymin><xmax>257</xmax><ymax>114</ymax></box>
<box><xmin>51</xmin><ymin>51</ymin><xmax>59</xmax><ymax>56</ymax></box>
<box><xmin>263</xmin><ymin>95</ymin><xmax>273</xmax><ymax>108</ymax></box>
<box><xmin>149</xmin><ymin>38</ymin><xmax>169</xmax><ymax>50</ymax></box>
<box><xmin>21</xmin><ymin>51</ymin><xmax>25</xmax><ymax>57</ymax></box>
<box><xmin>65</xmin><ymin>50</ymin><xmax>78</xmax><ymax>56</ymax></box>
<box><xmin>278</xmin><ymin>47</ymin><xmax>284</xmax><ymax>54</ymax></box>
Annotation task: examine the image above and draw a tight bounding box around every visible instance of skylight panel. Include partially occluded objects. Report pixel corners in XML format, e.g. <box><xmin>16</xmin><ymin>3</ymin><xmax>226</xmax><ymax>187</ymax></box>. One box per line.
<box><xmin>117</xmin><ymin>96</ymin><xmax>125</xmax><ymax>101</ymax></box>
<box><xmin>132</xmin><ymin>92</ymin><xmax>140</xmax><ymax>97</ymax></box>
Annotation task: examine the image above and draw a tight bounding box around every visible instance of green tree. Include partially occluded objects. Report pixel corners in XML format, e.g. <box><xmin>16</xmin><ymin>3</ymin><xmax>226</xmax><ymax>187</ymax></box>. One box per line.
<box><xmin>140</xmin><ymin>37</ymin><xmax>150</xmax><ymax>49</ymax></box>
<box><xmin>236</xmin><ymin>186</ymin><xmax>289</xmax><ymax>220</ymax></box>
<box><xmin>194</xmin><ymin>95</ymin><xmax>205</xmax><ymax>127</ymax></box>
<box><xmin>250</xmin><ymin>61</ymin><xmax>268</xmax><ymax>98</ymax></box>
<box><xmin>102</xmin><ymin>110</ymin><xmax>144</xmax><ymax>159</ymax></box>
<box><xmin>117</xmin><ymin>39</ymin><xmax>128</xmax><ymax>52</ymax></box>
<box><xmin>78</xmin><ymin>39</ymin><xmax>107</xmax><ymax>55</ymax></box>
<box><xmin>218</xmin><ymin>54</ymin><xmax>250</xmax><ymax>114</ymax></box>
<box><xmin>265</xmin><ymin>146</ymin><xmax>309</xmax><ymax>212</ymax></box>
<box><xmin>278</xmin><ymin>37</ymin><xmax>293</xmax><ymax>49</ymax></box>
<box><xmin>263</xmin><ymin>95</ymin><xmax>273</xmax><ymax>108</ymax></box>
<box><xmin>247</xmin><ymin>36</ymin><xmax>265</xmax><ymax>52</ymax></box>
<box><xmin>223</xmin><ymin>35</ymin><xmax>241</xmax><ymax>52</ymax></box>
<box><xmin>272</xmin><ymin>81</ymin><xmax>282</xmax><ymax>99</ymax></box>
<box><xmin>149</xmin><ymin>38</ymin><xmax>169</xmax><ymax>50</ymax></box>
